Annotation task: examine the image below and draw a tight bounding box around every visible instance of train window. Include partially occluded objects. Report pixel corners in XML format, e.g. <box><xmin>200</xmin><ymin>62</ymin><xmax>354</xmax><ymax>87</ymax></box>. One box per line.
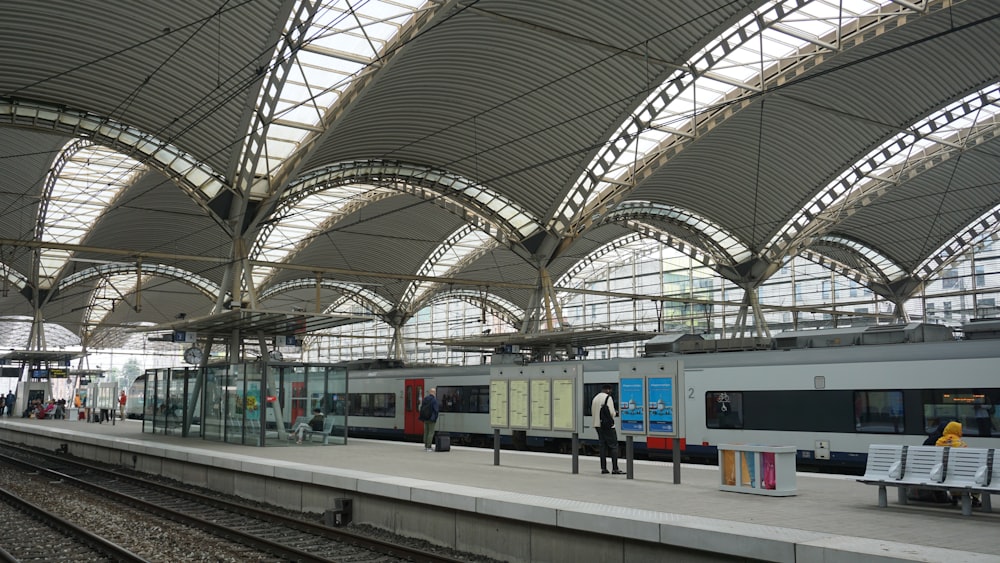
<box><xmin>347</xmin><ymin>393</ymin><xmax>396</xmax><ymax>417</ymax></box>
<box><xmin>854</xmin><ymin>391</ymin><xmax>904</xmax><ymax>434</ymax></box>
<box><xmin>436</xmin><ymin>386</ymin><xmax>489</xmax><ymax>413</ymax></box>
<box><xmin>583</xmin><ymin>383</ymin><xmax>618</xmax><ymax>417</ymax></box>
<box><xmin>921</xmin><ymin>389</ymin><xmax>999</xmax><ymax>437</ymax></box>
<box><xmin>710</xmin><ymin>390</ymin><xmax>856</xmax><ymax>432</ymax></box>
<box><xmin>705</xmin><ymin>392</ymin><xmax>743</xmax><ymax>429</ymax></box>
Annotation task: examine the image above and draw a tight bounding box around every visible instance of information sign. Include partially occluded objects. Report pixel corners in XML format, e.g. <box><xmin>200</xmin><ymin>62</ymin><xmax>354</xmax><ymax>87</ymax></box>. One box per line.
<box><xmin>489</xmin><ymin>379</ymin><xmax>509</xmax><ymax>428</ymax></box>
<box><xmin>509</xmin><ymin>379</ymin><xmax>529</xmax><ymax>429</ymax></box>
<box><xmin>529</xmin><ymin>379</ymin><xmax>551</xmax><ymax>430</ymax></box>
<box><xmin>551</xmin><ymin>378</ymin><xmax>575</xmax><ymax>431</ymax></box>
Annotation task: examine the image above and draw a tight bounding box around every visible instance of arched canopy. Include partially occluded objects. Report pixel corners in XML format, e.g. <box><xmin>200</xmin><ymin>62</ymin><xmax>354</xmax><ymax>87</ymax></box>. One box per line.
<box><xmin>0</xmin><ymin>0</ymin><xmax>997</xmax><ymax>344</ymax></box>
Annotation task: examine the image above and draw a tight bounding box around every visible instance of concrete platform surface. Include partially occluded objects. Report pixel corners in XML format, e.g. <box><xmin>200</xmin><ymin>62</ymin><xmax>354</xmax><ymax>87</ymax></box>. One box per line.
<box><xmin>3</xmin><ymin>418</ymin><xmax>999</xmax><ymax>562</ymax></box>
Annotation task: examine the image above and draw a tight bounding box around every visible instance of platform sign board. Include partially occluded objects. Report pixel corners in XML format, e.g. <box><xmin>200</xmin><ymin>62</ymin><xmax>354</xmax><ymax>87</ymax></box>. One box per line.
<box><xmin>509</xmin><ymin>379</ymin><xmax>529</xmax><ymax>430</ymax></box>
<box><xmin>173</xmin><ymin>330</ymin><xmax>197</xmax><ymax>343</ymax></box>
<box><xmin>493</xmin><ymin>364</ymin><xmax>581</xmax><ymax>433</ymax></box>
<box><xmin>93</xmin><ymin>382</ymin><xmax>118</xmax><ymax>410</ymax></box>
<box><xmin>551</xmin><ymin>377</ymin><xmax>576</xmax><ymax>432</ymax></box>
<box><xmin>619</xmin><ymin>360</ymin><xmax>684</xmax><ymax>438</ymax></box>
<box><xmin>618</xmin><ymin>376</ymin><xmax>645</xmax><ymax>434</ymax></box>
<box><xmin>529</xmin><ymin>379</ymin><xmax>552</xmax><ymax>431</ymax></box>
<box><xmin>489</xmin><ymin>378</ymin><xmax>509</xmax><ymax>428</ymax></box>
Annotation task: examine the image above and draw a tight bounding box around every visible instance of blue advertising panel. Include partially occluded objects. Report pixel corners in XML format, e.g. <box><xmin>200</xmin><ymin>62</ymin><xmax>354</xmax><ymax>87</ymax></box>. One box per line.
<box><xmin>618</xmin><ymin>377</ymin><xmax>645</xmax><ymax>433</ymax></box>
<box><xmin>647</xmin><ymin>376</ymin><xmax>675</xmax><ymax>434</ymax></box>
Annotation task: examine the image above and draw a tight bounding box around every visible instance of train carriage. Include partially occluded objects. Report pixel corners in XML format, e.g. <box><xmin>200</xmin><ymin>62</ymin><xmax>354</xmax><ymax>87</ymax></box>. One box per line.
<box><xmin>127</xmin><ymin>322</ymin><xmax>1000</xmax><ymax>471</ymax></box>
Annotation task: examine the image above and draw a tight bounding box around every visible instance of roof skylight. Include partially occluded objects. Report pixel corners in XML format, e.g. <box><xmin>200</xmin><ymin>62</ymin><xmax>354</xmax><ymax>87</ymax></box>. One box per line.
<box><xmin>771</xmin><ymin>82</ymin><xmax>1000</xmax><ymax>268</ymax></box>
<box><xmin>38</xmin><ymin>142</ymin><xmax>145</xmax><ymax>288</ymax></box>
<box><xmin>552</xmin><ymin>0</ymin><xmax>922</xmax><ymax>234</ymax></box>
<box><xmin>248</xmin><ymin>0</ymin><xmax>427</xmax><ymax>181</ymax></box>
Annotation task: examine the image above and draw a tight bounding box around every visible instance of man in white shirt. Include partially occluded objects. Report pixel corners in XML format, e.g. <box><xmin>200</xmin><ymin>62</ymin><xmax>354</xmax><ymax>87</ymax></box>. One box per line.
<box><xmin>591</xmin><ymin>384</ymin><xmax>623</xmax><ymax>474</ymax></box>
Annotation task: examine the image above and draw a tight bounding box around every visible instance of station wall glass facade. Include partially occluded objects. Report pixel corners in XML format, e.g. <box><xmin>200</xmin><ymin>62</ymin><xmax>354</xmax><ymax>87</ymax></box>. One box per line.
<box><xmin>304</xmin><ymin>238</ymin><xmax>1000</xmax><ymax>365</ymax></box>
<box><xmin>140</xmin><ymin>362</ymin><xmax>347</xmax><ymax>446</ymax></box>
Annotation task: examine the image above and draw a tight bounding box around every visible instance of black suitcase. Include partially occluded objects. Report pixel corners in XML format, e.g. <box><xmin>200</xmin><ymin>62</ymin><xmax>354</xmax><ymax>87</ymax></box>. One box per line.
<box><xmin>434</xmin><ymin>432</ymin><xmax>450</xmax><ymax>452</ymax></box>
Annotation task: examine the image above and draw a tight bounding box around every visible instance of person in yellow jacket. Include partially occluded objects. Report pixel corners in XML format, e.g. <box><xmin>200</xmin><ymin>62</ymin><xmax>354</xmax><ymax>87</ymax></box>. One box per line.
<box><xmin>934</xmin><ymin>421</ymin><xmax>968</xmax><ymax>448</ymax></box>
<box><xmin>934</xmin><ymin>421</ymin><xmax>980</xmax><ymax>507</ymax></box>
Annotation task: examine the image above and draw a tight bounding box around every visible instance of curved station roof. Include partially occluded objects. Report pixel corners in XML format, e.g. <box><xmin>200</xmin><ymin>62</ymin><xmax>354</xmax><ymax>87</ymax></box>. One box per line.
<box><xmin>0</xmin><ymin>0</ymin><xmax>998</xmax><ymax>350</ymax></box>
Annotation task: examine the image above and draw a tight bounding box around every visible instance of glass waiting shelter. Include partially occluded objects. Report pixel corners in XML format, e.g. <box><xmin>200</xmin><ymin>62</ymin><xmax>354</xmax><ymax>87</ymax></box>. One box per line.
<box><xmin>139</xmin><ymin>360</ymin><xmax>348</xmax><ymax>446</ymax></box>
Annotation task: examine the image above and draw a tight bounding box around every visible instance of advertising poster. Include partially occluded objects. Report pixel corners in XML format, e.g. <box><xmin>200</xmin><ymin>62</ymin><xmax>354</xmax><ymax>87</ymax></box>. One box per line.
<box><xmin>647</xmin><ymin>376</ymin><xmax>675</xmax><ymax>434</ymax></box>
<box><xmin>618</xmin><ymin>377</ymin><xmax>645</xmax><ymax>433</ymax></box>
<box><xmin>246</xmin><ymin>383</ymin><xmax>260</xmax><ymax>421</ymax></box>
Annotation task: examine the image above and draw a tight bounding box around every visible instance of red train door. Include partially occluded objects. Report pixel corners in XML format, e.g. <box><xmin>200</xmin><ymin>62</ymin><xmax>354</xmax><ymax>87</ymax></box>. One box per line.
<box><xmin>404</xmin><ymin>379</ymin><xmax>424</xmax><ymax>438</ymax></box>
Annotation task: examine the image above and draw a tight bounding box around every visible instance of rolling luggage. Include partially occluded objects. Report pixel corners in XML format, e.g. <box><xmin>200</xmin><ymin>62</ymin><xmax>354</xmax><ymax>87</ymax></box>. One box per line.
<box><xmin>434</xmin><ymin>432</ymin><xmax>450</xmax><ymax>452</ymax></box>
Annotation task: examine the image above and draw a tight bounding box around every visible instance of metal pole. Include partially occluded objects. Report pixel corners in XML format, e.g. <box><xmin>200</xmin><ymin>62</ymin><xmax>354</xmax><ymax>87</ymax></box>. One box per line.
<box><xmin>572</xmin><ymin>432</ymin><xmax>579</xmax><ymax>474</ymax></box>
<box><xmin>626</xmin><ymin>435</ymin><xmax>634</xmax><ymax>479</ymax></box>
<box><xmin>493</xmin><ymin>428</ymin><xmax>500</xmax><ymax>466</ymax></box>
<box><xmin>672</xmin><ymin>438</ymin><xmax>681</xmax><ymax>484</ymax></box>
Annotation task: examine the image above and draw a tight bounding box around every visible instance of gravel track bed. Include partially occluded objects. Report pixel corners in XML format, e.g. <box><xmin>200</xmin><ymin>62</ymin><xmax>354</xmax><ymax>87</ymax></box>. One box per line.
<box><xmin>0</xmin><ymin>465</ymin><xmax>275</xmax><ymax>562</ymax></box>
<box><xmin>4</xmin><ymin>449</ymin><xmax>505</xmax><ymax>563</ymax></box>
<box><xmin>110</xmin><ymin>462</ymin><xmax>506</xmax><ymax>563</ymax></box>
<box><xmin>0</xmin><ymin>486</ymin><xmax>116</xmax><ymax>562</ymax></box>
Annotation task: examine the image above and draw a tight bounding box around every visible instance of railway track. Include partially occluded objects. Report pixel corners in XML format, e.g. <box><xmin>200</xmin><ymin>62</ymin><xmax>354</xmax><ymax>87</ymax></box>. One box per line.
<box><xmin>0</xmin><ymin>444</ymin><xmax>478</xmax><ymax>563</ymax></box>
<box><xmin>0</xmin><ymin>485</ymin><xmax>148</xmax><ymax>563</ymax></box>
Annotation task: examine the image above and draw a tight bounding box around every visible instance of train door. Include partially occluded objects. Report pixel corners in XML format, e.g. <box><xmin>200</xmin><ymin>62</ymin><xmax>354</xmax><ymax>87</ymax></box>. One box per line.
<box><xmin>404</xmin><ymin>379</ymin><xmax>424</xmax><ymax>438</ymax></box>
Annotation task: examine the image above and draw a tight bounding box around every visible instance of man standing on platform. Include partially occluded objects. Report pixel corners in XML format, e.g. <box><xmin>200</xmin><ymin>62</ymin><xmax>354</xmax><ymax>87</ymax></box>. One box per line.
<box><xmin>118</xmin><ymin>390</ymin><xmax>127</xmax><ymax>421</ymax></box>
<box><xmin>418</xmin><ymin>388</ymin><xmax>439</xmax><ymax>452</ymax></box>
<box><xmin>591</xmin><ymin>384</ymin><xmax>624</xmax><ymax>475</ymax></box>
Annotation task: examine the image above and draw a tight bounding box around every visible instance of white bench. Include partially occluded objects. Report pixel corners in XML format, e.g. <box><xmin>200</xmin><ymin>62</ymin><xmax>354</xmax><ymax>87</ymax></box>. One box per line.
<box><xmin>859</xmin><ymin>444</ymin><xmax>995</xmax><ymax>516</ymax></box>
<box><xmin>974</xmin><ymin>449</ymin><xmax>997</xmax><ymax>513</ymax></box>
<box><xmin>939</xmin><ymin>447</ymin><xmax>990</xmax><ymax>516</ymax></box>
<box><xmin>857</xmin><ymin>444</ymin><xmax>906</xmax><ymax>507</ymax></box>
<box><xmin>289</xmin><ymin>416</ymin><xmax>335</xmax><ymax>445</ymax></box>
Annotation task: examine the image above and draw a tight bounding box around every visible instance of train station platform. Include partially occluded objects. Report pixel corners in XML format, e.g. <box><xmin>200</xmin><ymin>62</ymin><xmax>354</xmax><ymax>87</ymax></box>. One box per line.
<box><xmin>1</xmin><ymin>417</ymin><xmax>998</xmax><ymax>563</ymax></box>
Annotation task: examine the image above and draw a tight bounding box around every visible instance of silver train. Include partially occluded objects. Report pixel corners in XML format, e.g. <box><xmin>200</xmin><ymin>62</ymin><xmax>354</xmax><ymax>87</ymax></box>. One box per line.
<box><xmin>127</xmin><ymin>321</ymin><xmax>1000</xmax><ymax>470</ymax></box>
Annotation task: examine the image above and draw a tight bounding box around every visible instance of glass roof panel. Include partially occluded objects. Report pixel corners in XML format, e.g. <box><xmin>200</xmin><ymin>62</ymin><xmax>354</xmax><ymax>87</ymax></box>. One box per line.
<box><xmin>556</xmin><ymin>0</ymin><xmax>910</xmax><ymax>231</ymax></box>
<box><xmin>406</xmin><ymin>225</ymin><xmax>495</xmax><ymax>306</ymax></box>
<box><xmin>250</xmin><ymin>0</ymin><xmax>426</xmax><ymax>179</ymax></box>
<box><xmin>253</xmin><ymin>184</ymin><xmax>387</xmax><ymax>287</ymax></box>
<box><xmin>83</xmin><ymin>273</ymin><xmax>140</xmax><ymax>330</ymax></box>
<box><xmin>771</xmin><ymin>82</ymin><xmax>1000</xmax><ymax>264</ymax></box>
<box><xmin>39</xmin><ymin>144</ymin><xmax>145</xmax><ymax>286</ymax></box>
<box><xmin>819</xmin><ymin>235</ymin><xmax>904</xmax><ymax>280</ymax></box>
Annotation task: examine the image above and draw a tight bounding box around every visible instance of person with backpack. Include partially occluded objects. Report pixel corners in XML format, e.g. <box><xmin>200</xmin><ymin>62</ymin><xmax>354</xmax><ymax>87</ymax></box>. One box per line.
<box><xmin>591</xmin><ymin>384</ymin><xmax>623</xmax><ymax>474</ymax></box>
<box><xmin>418</xmin><ymin>388</ymin><xmax>439</xmax><ymax>452</ymax></box>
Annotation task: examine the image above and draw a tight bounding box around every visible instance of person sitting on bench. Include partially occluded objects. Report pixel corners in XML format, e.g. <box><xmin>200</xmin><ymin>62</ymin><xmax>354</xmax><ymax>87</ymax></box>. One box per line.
<box><xmin>290</xmin><ymin>408</ymin><xmax>325</xmax><ymax>444</ymax></box>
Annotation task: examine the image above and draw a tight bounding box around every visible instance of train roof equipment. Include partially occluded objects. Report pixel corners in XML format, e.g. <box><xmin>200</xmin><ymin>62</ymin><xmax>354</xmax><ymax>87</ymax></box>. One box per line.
<box><xmin>961</xmin><ymin>318</ymin><xmax>1000</xmax><ymax>340</ymax></box>
<box><xmin>644</xmin><ymin>322</ymin><xmax>961</xmax><ymax>357</ymax></box>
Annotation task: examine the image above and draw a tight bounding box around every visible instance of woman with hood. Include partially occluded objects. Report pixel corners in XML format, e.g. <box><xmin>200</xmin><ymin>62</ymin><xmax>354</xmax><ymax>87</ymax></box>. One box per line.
<box><xmin>923</xmin><ymin>419</ymin><xmax>953</xmax><ymax>445</ymax></box>
<box><xmin>934</xmin><ymin>421</ymin><xmax>968</xmax><ymax>448</ymax></box>
<box><xmin>934</xmin><ymin>421</ymin><xmax>981</xmax><ymax>507</ymax></box>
